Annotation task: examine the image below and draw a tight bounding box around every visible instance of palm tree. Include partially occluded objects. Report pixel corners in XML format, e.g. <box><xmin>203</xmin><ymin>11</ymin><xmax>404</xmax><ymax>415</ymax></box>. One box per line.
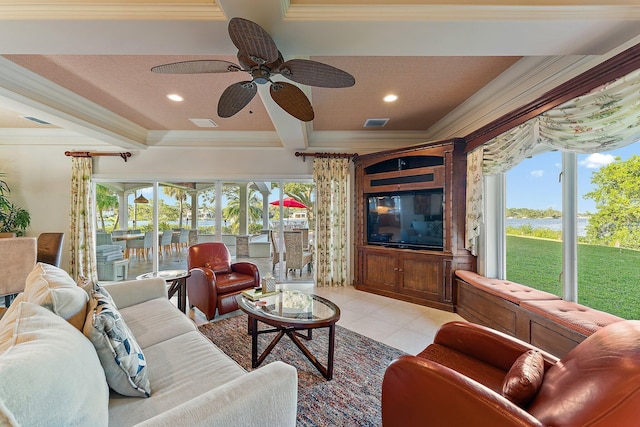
<box><xmin>284</xmin><ymin>183</ymin><xmax>315</xmax><ymax>226</ymax></box>
<box><xmin>96</xmin><ymin>184</ymin><xmax>118</xmax><ymax>231</ymax></box>
<box><xmin>222</xmin><ymin>187</ymin><xmax>263</xmax><ymax>233</ymax></box>
<box><xmin>162</xmin><ymin>186</ymin><xmax>188</xmax><ymax>228</ymax></box>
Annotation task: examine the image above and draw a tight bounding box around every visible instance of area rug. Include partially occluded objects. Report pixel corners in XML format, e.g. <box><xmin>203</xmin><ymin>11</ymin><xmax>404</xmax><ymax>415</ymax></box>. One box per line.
<box><xmin>198</xmin><ymin>314</ymin><xmax>406</xmax><ymax>427</ymax></box>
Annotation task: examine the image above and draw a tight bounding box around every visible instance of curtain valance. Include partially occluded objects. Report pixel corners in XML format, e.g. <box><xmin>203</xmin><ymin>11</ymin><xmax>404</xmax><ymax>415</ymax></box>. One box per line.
<box><xmin>466</xmin><ymin>67</ymin><xmax>640</xmax><ymax>253</ymax></box>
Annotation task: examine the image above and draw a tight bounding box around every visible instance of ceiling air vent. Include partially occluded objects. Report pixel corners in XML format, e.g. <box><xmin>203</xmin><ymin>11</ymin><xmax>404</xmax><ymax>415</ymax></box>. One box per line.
<box><xmin>363</xmin><ymin>118</ymin><xmax>389</xmax><ymax>128</ymax></box>
<box><xmin>20</xmin><ymin>116</ymin><xmax>50</xmax><ymax>125</ymax></box>
<box><xmin>189</xmin><ymin>118</ymin><xmax>218</xmax><ymax>128</ymax></box>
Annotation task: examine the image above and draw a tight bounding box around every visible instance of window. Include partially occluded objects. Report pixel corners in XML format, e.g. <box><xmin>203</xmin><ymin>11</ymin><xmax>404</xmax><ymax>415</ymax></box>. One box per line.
<box><xmin>505</xmin><ymin>151</ymin><xmax>562</xmax><ymax>296</ymax></box>
<box><xmin>501</xmin><ymin>143</ymin><xmax>640</xmax><ymax>319</ymax></box>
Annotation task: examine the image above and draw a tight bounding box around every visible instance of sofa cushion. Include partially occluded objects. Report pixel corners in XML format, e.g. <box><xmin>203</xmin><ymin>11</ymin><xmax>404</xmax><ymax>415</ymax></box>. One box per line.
<box><xmin>216</xmin><ymin>272</ymin><xmax>257</xmax><ymax>294</ymax></box>
<box><xmin>109</xmin><ymin>330</ymin><xmax>246</xmax><ymax>425</ymax></box>
<box><xmin>23</xmin><ymin>262</ymin><xmax>89</xmax><ymax>330</ymax></box>
<box><xmin>84</xmin><ymin>287</ymin><xmax>151</xmax><ymax>397</ymax></box>
<box><xmin>118</xmin><ymin>297</ymin><xmax>197</xmax><ymax>349</ymax></box>
<box><xmin>417</xmin><ymin>343</ymin><xmax>507</xmax><ymax>394</ymax></box>
<box><xmin>502</xmin><ymin>350</ymin><xmax>544</xmax><ymax>406</ymax></box>
<box><xmin>204</xmin><ymin>261</ymin><xmax>232</xmax><ymax>275</ymax></box>
<box><xmin>0</xmin><ymin>302</ymin><xmax>109</xmax><ymax>426</ymax></box>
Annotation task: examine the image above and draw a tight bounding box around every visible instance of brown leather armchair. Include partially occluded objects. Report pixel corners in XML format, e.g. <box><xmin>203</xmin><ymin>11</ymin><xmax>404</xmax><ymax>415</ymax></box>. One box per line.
<box><xmin>382</xmin><ymin>320</ymin><xmax>640</xmax><ymax>427</ymax></box>
<box><xmin>187</xmin><ymin>242</ymin><xmax>260</xmax><ymax>320</ymax></box>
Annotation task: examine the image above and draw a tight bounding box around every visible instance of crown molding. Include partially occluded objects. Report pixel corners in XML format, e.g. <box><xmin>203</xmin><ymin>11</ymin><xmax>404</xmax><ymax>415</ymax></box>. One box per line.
<box><xmin>308</xmin><ymin>130</ymin><xmax>431</xmax><ymax>152</ymax></box>
<box><xmin>147</xmin><ymin>130</ymin><xmax>282</xmax><ymax>147</ymax></box>
<box><xmin>282</xmin><ymin>2</ymin><xmax>640</xmax><ymax>21</ymax></box>
<box><xmin>0</xmin><ymin>1</ymin><xmax>225</xmax><ymax>20</ymax></box>
<box><xmin>425</xmin><ymin>55</ymin><xmax>593</xmax><ymax>140</ymax></box>
<box><xmin>0</xmin><ymin>128</ymin><xmax>112</xmax><ymax>146</ymax></box>
<box><xmin>0</xmin><ymin>57</ymin><xmax>148</xmax><ymax>150</ymax></box>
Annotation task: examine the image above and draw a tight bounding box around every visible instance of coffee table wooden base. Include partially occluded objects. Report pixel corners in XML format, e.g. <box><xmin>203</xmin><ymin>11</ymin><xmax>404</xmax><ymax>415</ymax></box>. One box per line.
<box><xmin>248</xmin><ymin>316</ymin><xmax>336</xmax><ymax>380</ymax></box>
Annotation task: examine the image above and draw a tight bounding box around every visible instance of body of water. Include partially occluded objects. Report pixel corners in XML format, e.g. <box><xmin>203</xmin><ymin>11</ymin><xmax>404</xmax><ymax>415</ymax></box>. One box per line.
<box><xmin>506</xmin><ymin>217</ymin><xmax>589</xmax><ymax>237</ymax></box>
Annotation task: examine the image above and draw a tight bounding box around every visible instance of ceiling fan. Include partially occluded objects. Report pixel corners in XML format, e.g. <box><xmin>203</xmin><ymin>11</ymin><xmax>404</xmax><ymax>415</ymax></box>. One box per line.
<box><xmin>151</xmin><ymin>17</ymin><xmax>356</xmax><ymax>122</ymax></box>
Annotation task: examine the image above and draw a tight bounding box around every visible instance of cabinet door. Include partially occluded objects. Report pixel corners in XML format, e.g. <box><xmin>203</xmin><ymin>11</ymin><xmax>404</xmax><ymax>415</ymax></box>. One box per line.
<box><xmin>398</xmin><ymin>253</ymin><xmax>443</xmax><ymax>301</ymax></box>
<box><xmin>362</xmin><ymin>250</ymin><xmax>397</xmax><ymax>291</ymax></box>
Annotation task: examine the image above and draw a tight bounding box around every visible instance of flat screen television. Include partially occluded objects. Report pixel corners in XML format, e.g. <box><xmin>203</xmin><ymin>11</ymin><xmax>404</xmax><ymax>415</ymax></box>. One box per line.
<box><xmin>366</xmin><ymin>189</ymin><xmax>444</xmax><ymax>251</ymax></box>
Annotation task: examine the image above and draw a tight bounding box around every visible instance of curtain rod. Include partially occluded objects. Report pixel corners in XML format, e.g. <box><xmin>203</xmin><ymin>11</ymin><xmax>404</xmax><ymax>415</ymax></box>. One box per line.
<box><xmin>65</xmin><ymin>151</ymin><xmax>131</xmax><ymax>162</ymax></box>
<box><xmin>295</xmin><ymin>152</ymin><xmax>358</xmax><ymax>162</ymax></box>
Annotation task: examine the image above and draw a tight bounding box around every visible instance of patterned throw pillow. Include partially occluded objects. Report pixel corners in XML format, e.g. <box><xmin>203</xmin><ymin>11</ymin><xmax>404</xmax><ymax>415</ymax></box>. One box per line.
<box><xmin>83</xmin><ymin>287</ymin><xmax>151</xmax><ymax>397</ymax></box>
<box><xmin>76</xmin><ymin>274</ymin><xmax>97</xmax><ymax>295</ymax></box>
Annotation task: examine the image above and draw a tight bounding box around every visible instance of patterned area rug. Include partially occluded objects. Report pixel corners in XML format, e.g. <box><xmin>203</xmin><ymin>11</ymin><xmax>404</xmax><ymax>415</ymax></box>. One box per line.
<box><xmin>198</xmin><ymin>314</ymin><xmax>406</xmax><ymax>427</ymax></box>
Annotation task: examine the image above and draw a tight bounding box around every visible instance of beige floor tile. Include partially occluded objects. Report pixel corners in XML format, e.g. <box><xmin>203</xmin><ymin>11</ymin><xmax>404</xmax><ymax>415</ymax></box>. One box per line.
<box><xmin>384</xmin><ymin>328</ymin><xmax>435</xmax><ymax>355</ymax></box>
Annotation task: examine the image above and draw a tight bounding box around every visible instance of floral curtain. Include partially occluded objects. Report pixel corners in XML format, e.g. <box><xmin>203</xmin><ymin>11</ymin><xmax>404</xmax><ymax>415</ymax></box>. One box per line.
<box><xmin>70</xmin><ymin>157</ymin><xmax>98</xmax><ymax>282</ymax></box>
<box><xmin>313</xmin><ymin>157</ymin><xmax>349</xmax><ymax>287</ymax></box>
<box><xmin>465</xmin><ymin>66</ymin><xmax>640</xmax><ymax>253</ymax></box>
<box><xmin>465</xmin><ymin>147</ymin><xmax>484</xmax><ymax>255</ymax></box>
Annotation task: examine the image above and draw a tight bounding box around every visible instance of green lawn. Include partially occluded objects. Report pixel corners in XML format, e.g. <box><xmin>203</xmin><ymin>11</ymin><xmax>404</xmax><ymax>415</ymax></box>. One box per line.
<box><xmin>506</xmin><ymin>235</ymin><xmax>640</xmax><ymax>320</ymax></box>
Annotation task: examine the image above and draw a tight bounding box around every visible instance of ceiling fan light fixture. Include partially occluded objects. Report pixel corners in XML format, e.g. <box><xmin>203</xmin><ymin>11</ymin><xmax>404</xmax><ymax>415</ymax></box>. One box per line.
<box><xmin>384</xmin><ymin>94</ymin><xmax>398</xmax><ymax>102</ymax></box>
<box><xmin>151</xmin><ymin>17</ymin><xmax>354</xmax><ymax>122</ymax></box>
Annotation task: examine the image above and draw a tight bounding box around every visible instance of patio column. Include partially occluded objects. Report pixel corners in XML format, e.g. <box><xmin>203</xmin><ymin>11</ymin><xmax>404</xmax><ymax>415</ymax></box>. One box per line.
<box><xmin>261</xmin><ymin>190</ymin><xmax>270</xmax><ymax>230</ymax></box>
<box><xmin>238</xmin><ymin>183</ymin><xmax>249</xmax><ymax>235</ymax></box>
<box><xmin>119</xmin><ymin>191</ymin><xmax>128</xmax><ymax>230</ymax></box>
<box><xmin>189</xmin><ymin>191</ymin><xmax>198</xmax><ymax>229</ymax></box>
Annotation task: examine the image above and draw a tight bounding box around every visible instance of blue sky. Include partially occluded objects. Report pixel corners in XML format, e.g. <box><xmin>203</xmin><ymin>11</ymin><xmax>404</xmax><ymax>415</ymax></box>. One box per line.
<box><xmin>506</xmin><ymin>143</ymin><xmax>638</xmax><ymax>213</ymax></box>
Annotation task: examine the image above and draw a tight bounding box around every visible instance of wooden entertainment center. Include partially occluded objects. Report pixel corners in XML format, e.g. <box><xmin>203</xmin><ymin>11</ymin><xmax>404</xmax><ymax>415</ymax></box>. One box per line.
<box><xmin>353</xmin><ymin>138</ymin><xmax>476</xmax><ymax>311</ymax></box>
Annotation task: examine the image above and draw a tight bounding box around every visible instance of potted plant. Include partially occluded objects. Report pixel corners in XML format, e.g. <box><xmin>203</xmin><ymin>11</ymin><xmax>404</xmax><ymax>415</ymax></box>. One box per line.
<box><xmin>0</xmin><ymin>174</ymin><xmax>30</xmax><ymax>236</ymax></box>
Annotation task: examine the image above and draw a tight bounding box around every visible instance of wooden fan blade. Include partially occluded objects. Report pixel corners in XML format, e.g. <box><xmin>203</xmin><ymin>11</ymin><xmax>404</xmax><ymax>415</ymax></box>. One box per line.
<box><xmin>228</xmin><ymin>17</ymin><xmax>278</xmax><ymax>65</ymax></box>
<box><xmin>217</xmin><ymin>81</ymin><xmax>257</xmax><ymax>118</ymax></box>
<box><xmin>151</xmin><ymin>60</ymin><xmax>241</xmax><ymax>74</ymax></box>
<box><xmin>277</xmin><ymin>59</ymin><xmax>355</xmax><ymax>88</ymax></box>
<box><xmin>270</xmin><ymin>82</ymin><xmax>314</xmax><ymax>122</ymax></box>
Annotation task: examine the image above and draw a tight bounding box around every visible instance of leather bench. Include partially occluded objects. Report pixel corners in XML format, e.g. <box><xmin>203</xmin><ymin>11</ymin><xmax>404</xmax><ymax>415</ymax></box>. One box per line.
<box><xmin>455</xmin><ymin>270</ymin><xmax>623</xmax><ymax>357</ymax></box>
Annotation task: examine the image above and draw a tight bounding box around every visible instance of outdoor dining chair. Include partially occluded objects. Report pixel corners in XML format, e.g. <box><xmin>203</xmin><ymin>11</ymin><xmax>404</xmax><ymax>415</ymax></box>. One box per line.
<box><xmin>283</xmin><ymin>230</ymin><xmax>313</xmax><ymax>276</ymax></box>
<box><xmin>126</xmin><ymin>231</ymin><xmax>153</xmax><ymax>260</ymax></box>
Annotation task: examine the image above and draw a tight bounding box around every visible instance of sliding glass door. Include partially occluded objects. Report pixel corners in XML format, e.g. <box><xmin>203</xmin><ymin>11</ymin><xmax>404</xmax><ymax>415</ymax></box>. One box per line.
<box><xmin>94</xmin><ymin>178</ymin><xmax>315</xmax><ymax>284</ymax></box>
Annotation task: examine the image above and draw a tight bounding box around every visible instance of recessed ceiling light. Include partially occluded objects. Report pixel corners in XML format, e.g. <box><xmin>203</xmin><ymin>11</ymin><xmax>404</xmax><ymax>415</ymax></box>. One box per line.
<box><xmin>383</xmin><ymin>94</ymin><xmax>398</xmax><ymax>102</ymax></box>
<box><xmin>167</xmin><ymin>93</ymin><xmax>184</xmax><ymax>102</ymax></box>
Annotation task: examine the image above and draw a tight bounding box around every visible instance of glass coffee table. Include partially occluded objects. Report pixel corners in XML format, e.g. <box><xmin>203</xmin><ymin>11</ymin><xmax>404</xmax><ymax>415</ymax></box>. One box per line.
<box><xmin>237</xmin><ymin>290</ymin><xmax>341</xmax><ymax>380</ymax></box>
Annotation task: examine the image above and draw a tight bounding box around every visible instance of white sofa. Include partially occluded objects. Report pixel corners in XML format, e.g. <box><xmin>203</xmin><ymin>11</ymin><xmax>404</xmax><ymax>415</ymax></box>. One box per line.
<box><xmin>0</xmin><ymin>264</ymin><xmax>298</xmax><ymax>426</ymax></box>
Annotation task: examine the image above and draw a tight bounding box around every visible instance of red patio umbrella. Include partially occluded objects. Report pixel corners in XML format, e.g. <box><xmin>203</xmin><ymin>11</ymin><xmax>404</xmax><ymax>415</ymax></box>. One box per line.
<box><xmin>269</xmin><ymin>197</ymin><xmax>308</xmax><ymax>209</ymax></box>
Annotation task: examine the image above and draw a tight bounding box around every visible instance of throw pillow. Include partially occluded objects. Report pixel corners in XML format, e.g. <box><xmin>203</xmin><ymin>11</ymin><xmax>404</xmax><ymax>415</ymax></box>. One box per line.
<box><xmin>76</xmin><ymin>274</ymin><xmax>97</xmax><ymax>295</ymax></box>
<box><xmin>0</xmin><ymin>302</ymin><xmax>109</xmax><ymax>426</ymax></box>
<box><xmin>84</xmin><ymin>287</ymin><xmax>151</xmax><ymax>397</ymax></box>
<box><xmin>502</xmin><ymin>350</ymin><xmax>545</xmax><ymax>406</ymax></box>
<box><xmin>0</xmin><ymin>294</ymin><xmax>25</xmax><ymax>354</ymax></box>
<box><xmin>23</xmin><ymin>262</ymin><xmax>89</xmax><ymax>331</ymax></box>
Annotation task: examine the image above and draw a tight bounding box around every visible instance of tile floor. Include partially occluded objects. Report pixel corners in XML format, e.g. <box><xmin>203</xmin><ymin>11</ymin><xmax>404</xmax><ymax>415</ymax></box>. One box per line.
<box><xmin>188</xmin><ymin>281</ymin><xmax>465</xmax><ymax>355</ymax></box>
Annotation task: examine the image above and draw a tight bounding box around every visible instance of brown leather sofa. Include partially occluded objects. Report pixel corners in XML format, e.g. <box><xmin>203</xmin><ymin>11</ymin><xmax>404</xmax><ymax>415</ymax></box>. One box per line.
<box><xmin>382</xmin><ymin>320</ymin><xmax>640</xmax><ymax>427</ymax></box>
<box><xmin>187</xmin><ymin>242</ymin><xmax>259</xmax><ymax>320</ymax></box>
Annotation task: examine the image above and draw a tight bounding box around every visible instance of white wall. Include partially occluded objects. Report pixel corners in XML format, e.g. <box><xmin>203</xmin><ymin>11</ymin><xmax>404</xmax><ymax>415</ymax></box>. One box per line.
<box><xmin>0</xmin><ymin>142</ymin><xmax>317</xmax><ymax>271</ymax></box>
